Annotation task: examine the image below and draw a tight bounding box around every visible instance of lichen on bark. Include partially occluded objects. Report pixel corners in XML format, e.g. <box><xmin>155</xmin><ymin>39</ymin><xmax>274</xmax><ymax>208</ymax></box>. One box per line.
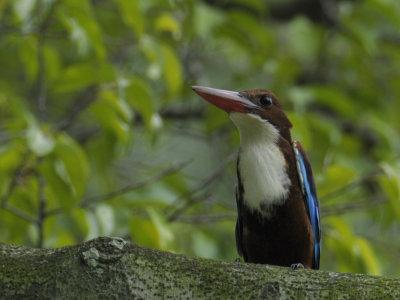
<box><xmin>0</xmin><ymin>237</ymin><xmax>399</xmax><ymax>299</ymax></box>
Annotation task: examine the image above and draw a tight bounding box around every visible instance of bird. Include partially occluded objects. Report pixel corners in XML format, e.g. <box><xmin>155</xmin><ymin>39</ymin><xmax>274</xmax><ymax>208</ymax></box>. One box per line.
<box><xmin>192</xmin><ymin>86</ymin><xmax>321</xmax><ymax>269</ymax></box>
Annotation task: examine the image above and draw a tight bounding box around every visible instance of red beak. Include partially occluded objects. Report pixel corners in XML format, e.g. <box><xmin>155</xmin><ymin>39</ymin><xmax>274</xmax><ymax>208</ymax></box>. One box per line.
<box><xmin>192</xmin><ymin>86</ymin><xmax>257</xmax><ymax>113</ymax></box>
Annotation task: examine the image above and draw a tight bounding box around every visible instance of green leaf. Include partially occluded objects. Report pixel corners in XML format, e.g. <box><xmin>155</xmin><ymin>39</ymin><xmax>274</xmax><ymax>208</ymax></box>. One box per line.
<box><xmin>224</xmin><ymin>11</ymin><xmax>274</xmax><ymax>54</ymax></box>
<box><xmin>55</xmin><ymin>62</ymin><xmax>115</xmax><ymax>92</ymax></box>
<box><xmin>136</xmin><ymin>40</ymin><xmax>182</xmax><ymax>98</ymax></box>
<box><xmin>286</xmin><ymin>16</ymin><xmax>322</xmax><ymax>64</ymax></box>
<box><xmin>309</xmin><ymin>86</ymin><xmax>357</xmax><ymax>118</ymax></box>
<box><xmin>115</xmin><ymin>0</ymin><xmax>144</xmax><ymax>37</ymax></box>
<box><xmin>44</xmin><ymin>208</ymin><xmax>89</xmax><ymax>247</ymax></box>
<box><xmin>44</xmin><ymin>45</ymin><xmax>62</xmax><ymax>83</ymax></box>
<box><xmin>125</xmin><ymin>77</ymin><xmax>155</xmax><ymax>129</ymax></box>
<box><xmin>161</xmin><ymin>44</ymin><xmax>183</xmax><ymax>97</ymax></box>
<box><xmin>378</xmin><ymin>163</ymin><xmax>400</xmax><ymax>219</ymax></box>
<box><xmin>130</xmin><ymin>214</ymin><xmax>159</xmax><ymax>249</ymax></box>
<box><xmin>193</xmin><ymin>2</ymin><xmax>225</xmax><ymax>39</ymax></box>
<box><xmin>39</xmin><ymin>157</ymin><xmax>74</xmax><ymax>211</ymax></box>
<box><xmin>318</xmin><ymin>164</ymin><xmax>357</xmax><ymax>198</ymax></box>
<box><xmin>18</xmin><ymin>36</ymin><xmax>38</xmax><ymax>83</ymax></box>
<box><xmin>325</xmin><ymin>217</ymin><xmax>380</xmax><ymax>275</ymax></box>
<box><xmin>27</xmin><ymin>124</ymin><xmax>55</xmax><ymax>157</ymax></box>
<box><xmin>54</xmin><ymin>133</ymin><xmax>90</xmax><ymax>201</ymax></box>
<box><xmin>94</xmin><ymin>204</ymin><xmax>115</xmax><ymax>236</ymax></box>
<box><xmin>91</xmin><ymin>89</ymin><xmax>132</xmax><ymax>145</ymax></box>
<box><xmin>192</xmin><ymin>231</ymin><xmax>218</xmax><ymax>259</ymax></box>
<box><xmin>12</xmin><ymin>0</ymin><xmax>36</xmax><ymax>30</ymax></box>
<box><xmin>38</xmin><ymin>133</ymin><xmax>90</xmax><ymax>211</ymax></box>
<box><xmin>325</xmin><ymin>217</ymin><xmax>357</xmax><ymax>273</ymax></box>
<box><xmin>60</xmin><ymin>0</ymin><xmax>106</xmax><ymax>59</ymax></box>
<box><xmin>0</xmin><ymin>143</ymin><xmax>26</xmax><ymax>173</ymax></box>
<box><xmin>286</xmin><ymin>112</ymin><xmax>311</xmax><ymax>149</ymax></box>
<box><xmin>354</xmin><ymin>237</ymin><xmax>380</xmax><ymax>275</ymax></box>
<box><xmin>0</xmin><ymin>208</ymin><xmax>31</xmax><ymax>245</ymax></box>
<box><xmin>130</xmin><ymin>208</ymin><xmax>173</xmax><ymax>250</ymax></box>
<box><xmin>147</xmin><ymin>207</ymin><xmax>173</xmax><ymax>250</ymax></box>
<box><xmin>204</xmin><ymin>105</ymin><xmax>230</xmax><ymax>133</ymax></box>
<box><xmin>155</xmin><ymin>12</ymin><xmax>181</xmax><ymax>38</ymax></box>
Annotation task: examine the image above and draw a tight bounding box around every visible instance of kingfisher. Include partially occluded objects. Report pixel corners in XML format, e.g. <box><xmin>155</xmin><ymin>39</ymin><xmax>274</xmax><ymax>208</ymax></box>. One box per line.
<box><xmin>192</xmin><ymin>86</ymin><xmax>321</xmax><ymax>269</ymax></box>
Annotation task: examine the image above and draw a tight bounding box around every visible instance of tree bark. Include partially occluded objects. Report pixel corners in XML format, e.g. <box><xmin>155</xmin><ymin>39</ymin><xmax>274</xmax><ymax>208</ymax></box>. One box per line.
<box><xmin>0</xmin><ymin>237</ymin><xmax>398</xmax><ymax>299</ymax></box>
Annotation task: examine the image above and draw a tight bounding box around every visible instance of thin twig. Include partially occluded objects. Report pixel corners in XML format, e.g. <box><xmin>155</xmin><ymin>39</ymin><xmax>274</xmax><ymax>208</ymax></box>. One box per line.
<box><xmin>80</xmin><ymin>160</ymin><xmax>191</xmax><ymax>206</ymax></box>
<box><xmin>45</xmin><ymin>161</ymin><xmax>190</xmax><ymax>216</ymax></box>
<box><xmin>0</xmin><ymin>25</ymin><xmax>66</xmax><ymax>38</ymax></box>
<box><xmin>165</xmin><ymin>153</ymin><xmax>236</xmax><ymax>220</ymax></box>
<box><xmin>167</xmin><ymin>193</ymin><xmax>214</xmax><ymax>222</ymax></box>
<box><xmin>37</xmin><ymin>0</ymin><xmax>46</xmax><ymax>121</ymax></box>
<box><xmin>0</xmin><ymin>152</ymin><xmax>36</xmax><ymax>223</ymax></box>
<box><xmin>173</xmin><ymin>213</ymin><xmax>236</xmax><ymax>223</ymax></box>
<box><xmin>321</xmin><ymin>196</ymin><xmax>387</xmax><ymax>216</ymax></box>
<box><xmin>1</xmin><ymin>151</ymin><xmax>31</xmax><ymax>206</ymax></box>
<box><xmin>55</xmin><ymin>86</ymin><xmax>99</xmax><ymax>131</ymax></box>
<box><xmin>2</xmin><ymin>203</ymin><xmax>37</xmax><ymax>223</ymax></box>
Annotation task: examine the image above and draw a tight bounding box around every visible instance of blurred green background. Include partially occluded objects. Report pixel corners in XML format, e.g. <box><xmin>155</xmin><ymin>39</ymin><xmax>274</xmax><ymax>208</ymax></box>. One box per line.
<box><xmin>1</xmin><ymin>0</ymin><xmax>400</xmax><ymax>276</ymax></box>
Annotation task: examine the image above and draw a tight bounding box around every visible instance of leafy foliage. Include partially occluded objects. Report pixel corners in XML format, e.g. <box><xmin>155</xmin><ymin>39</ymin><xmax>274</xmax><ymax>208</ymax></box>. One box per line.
<box><xmin>1</xmin><ymin>0</ymin><xmax>399</xmax><ymax>276</ymax></box>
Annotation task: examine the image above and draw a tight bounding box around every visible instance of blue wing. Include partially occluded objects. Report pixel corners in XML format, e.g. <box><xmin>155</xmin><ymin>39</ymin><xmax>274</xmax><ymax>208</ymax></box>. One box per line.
<box><xmin>294</xmin><ymin>142</ymin><xmax>321</xmax><ymax>269</ymax></box>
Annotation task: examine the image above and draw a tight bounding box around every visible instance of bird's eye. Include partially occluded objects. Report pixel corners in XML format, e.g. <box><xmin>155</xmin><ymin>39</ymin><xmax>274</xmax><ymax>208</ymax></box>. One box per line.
<box><xmin>259</xmin><ymin>94</ymin><xmax>273</xmax><ymax>107</ymax></box>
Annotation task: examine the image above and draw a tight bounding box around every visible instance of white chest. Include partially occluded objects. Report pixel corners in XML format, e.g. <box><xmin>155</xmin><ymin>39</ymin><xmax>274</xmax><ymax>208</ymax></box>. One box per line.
<box><xmin>230</xmin><ymin>113</ymin><xmax>291</xmax><ymax>214</ymax></box>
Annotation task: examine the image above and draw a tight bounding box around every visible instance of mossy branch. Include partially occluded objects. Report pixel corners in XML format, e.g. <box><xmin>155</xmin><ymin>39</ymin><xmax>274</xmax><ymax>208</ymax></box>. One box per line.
<box><xmin>0</xmin><ymin>237</ymin><xmax>399</xmax><ymax>299</ymax></box>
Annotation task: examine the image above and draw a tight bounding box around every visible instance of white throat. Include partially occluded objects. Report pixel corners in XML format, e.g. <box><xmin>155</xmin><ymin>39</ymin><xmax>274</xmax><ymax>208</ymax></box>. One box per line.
<box><xmin>230</xmin><ymin>112</ymin><xmax>291</xmax><ymax>215</ymax></box>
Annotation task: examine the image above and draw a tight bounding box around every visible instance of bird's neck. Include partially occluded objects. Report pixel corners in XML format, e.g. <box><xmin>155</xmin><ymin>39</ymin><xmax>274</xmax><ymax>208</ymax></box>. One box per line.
<box><xmin>230</xmin><ymin>113</ymin><xmax>292</xmax><ymax>216</ymax></box>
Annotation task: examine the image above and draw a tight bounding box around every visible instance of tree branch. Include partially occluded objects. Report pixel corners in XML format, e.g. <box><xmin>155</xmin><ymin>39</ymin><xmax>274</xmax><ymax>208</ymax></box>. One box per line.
<box><xmin>80</xmin><ymin>160</ymin><xmax>191</xmax><ymax>206</ymax></box>
<box><xmin>1</xmin><ymin>151</ymin><xmax>30</xmax><ymax>207</ymax></box>
<box><xmin>321</xmin><ymin>196</ymin><xmax>388</xmax><ymax>216</ymax></box>
<box><xmin>0</xmin><ymin>151</ymin><xmax>37</xmax><ymax>223</ymax></box>
<box><xmin>0</xmin><ymin>237</ymin><xmax>398</xmax><ymax>298</ymax></box>
<box><xmin>36</xmin><ymin>0</ymin><xmax>46</xmax><ymax>121</ymax></box>
<box><xmin>1</xmin><ymin>203</ymin><xmax>37</xmax><ymax>224</ymax></box>
<box><xmin>173</xmin><ymin>213</ymin><xmax>236</xmax><ymax>223</ymax></box>
<box><xmin>165</xmin><ymin>153</ymin><xmax>236</xmax><ymax>221</ymax></box>
<box><xmin>45</xmin><ymin>160</ymin><xmax>190</xmax><ymax>217</ymax></box>
<box><xmin>55</xmin><ymin>86</ymin><xmax>99</xmax><ymax>131</ymax></box>
<box><xmin>202</xmin><ymin>0</ymin><xmax>339</xmax><ymax>25</ymax></box>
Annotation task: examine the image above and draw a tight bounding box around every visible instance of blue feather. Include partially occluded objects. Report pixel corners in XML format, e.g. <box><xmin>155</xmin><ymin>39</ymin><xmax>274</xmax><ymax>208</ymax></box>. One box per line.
<box><xmin>294</xmin><ymin>144</ymin><xmax>321</xmax><ymax>269</ymax></box>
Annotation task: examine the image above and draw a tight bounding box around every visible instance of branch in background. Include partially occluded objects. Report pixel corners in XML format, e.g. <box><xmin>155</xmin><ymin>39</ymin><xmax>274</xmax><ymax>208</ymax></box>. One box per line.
<box><xmin>318</xmin><ymin>181</ymin><xmax>359</xmax><ymax>203</ymax></box>
<box><xmin>160</xmin><ymin>107</ymin><xmax>205</xmax><ymax>120</ymax></box>
<box><xmin>79</xmin><ymin>159</ymin><xmax>191</xmax><ymax>207</ymax></box>
<box><xmin>173</xmin><ymin>213</ymin><xmax>236</xmax><ymax>224</ymax></box>
<box><xmin>36</xmin><ymin>0</ymin><xmax>46</xmax><ymax>121</ymax></box>
<box><xmin>165</xmin><ymin>153</ymin><xmax>236</xmax><ymax>221</ymax></box>
<box><xmin>202</xmin><ymin>0</ymin><xmax>339</xmax><ymax>26</ymax></box>
<box><xmin>0</xmin><ymin>151</ymin><xmax>37</xmax><ymax>223</ymax></box>
<box><xmin>167</xmin><ymin>193</ymin><xmax>214</xmax><ymax>222</ymax></box>
<box><xmin>1</xmin><ymin>151</ymin><xmax>31</xmax><ymax>207</ymax></box>
<box><xmin>56</xmin><ymin>86</ymin><xmax>99</xmax><ymax>131</ymax></box>
<box><xmin>36</xmin><ymin>0</ymin><xmax>47</xmax><ymax>246</ymax></box>
<box><xmin>73</xmin><ymin>106</ymin><xmax>205</xmax><ymax>144</ymax></box>
<box><xmin>0</xmin><ymin>26</ymin><xmax>66</xmax><ymax>38</ymax></box>
<box><xmin>321</xmin><ymin>196</ymin><xmax>387</xmax><ymax>216</ymax></box>
<box><xmin>75</xmin><ymin>126</ymin><xmax>101</xmax><ymax>144</ymax></box>
<box><xmin>132</xmin><ymin>107</ymin><xmax>205</xmax><ymax>126</ymax></box>
<box><xmin>309</xmin><ymin>104</ymin><xmax>379</xmax><ymax>155</ymax></box>
<box><xmin>1</xmin><ymin>203</ymin><xmax>37</xmax><ymax>224</ymax></box>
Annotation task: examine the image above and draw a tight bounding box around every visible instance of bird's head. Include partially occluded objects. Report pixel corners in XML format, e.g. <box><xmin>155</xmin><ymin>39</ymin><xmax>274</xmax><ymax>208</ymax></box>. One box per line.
<box><xmin>192</xmin><ymin>86</ymin><xmax>292</xmax><ymax>143</ymax></box>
